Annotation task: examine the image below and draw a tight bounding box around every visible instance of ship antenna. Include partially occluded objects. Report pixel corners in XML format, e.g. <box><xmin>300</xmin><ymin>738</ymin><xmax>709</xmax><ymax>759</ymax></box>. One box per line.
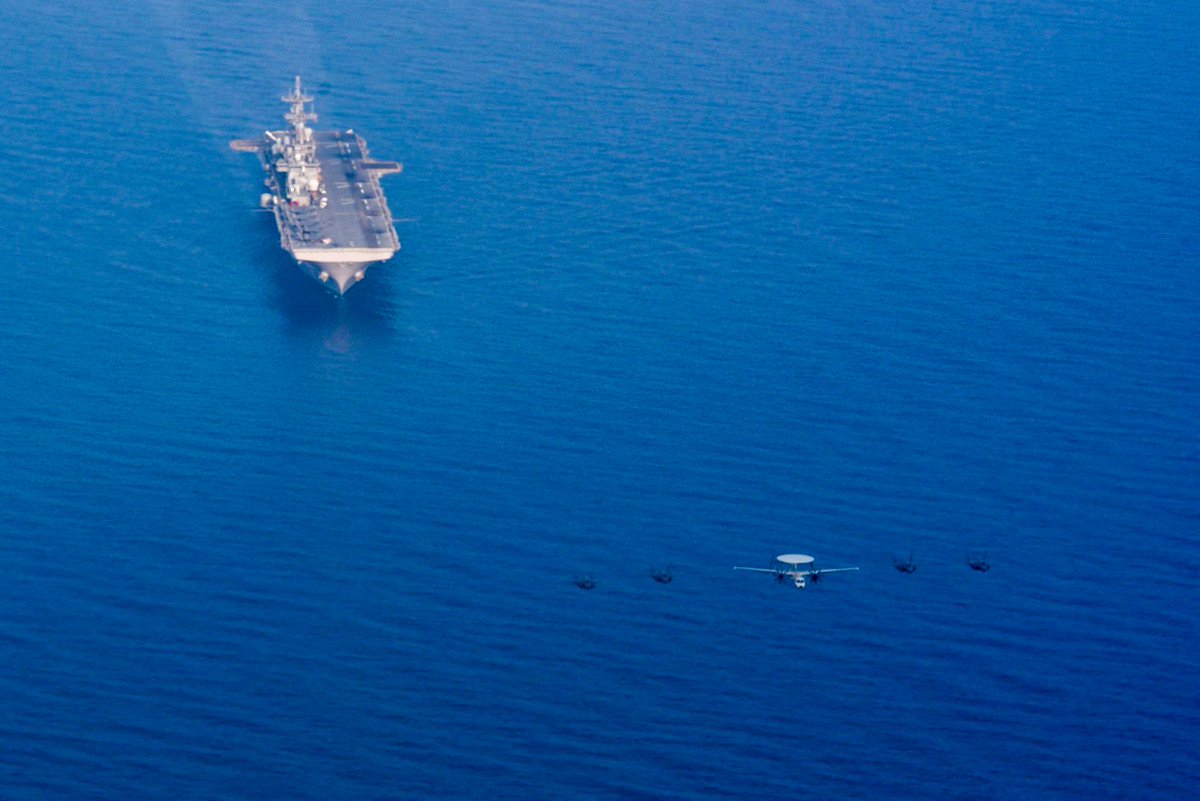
<box><xmin>283</xmin><ymin>75</ymin><xmax>318</xmax><ymax>141</ymax></box>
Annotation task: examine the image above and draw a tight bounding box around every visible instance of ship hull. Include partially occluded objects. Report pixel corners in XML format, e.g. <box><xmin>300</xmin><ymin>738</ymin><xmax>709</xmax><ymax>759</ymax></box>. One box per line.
<box><xmin>299</xmin><ymin>259</ymin><xmax>387</xmax><ymax>295</ymax></box>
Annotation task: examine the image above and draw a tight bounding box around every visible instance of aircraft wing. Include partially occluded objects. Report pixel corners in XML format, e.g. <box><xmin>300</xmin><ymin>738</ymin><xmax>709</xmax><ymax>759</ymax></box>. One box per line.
<box><xmin>812</xmin><ymin>567</ymin><xmax>860</xmax><ymax>574</ymax></box>
<box><xmin>733</xmin><ymin>567</ymin><xmax>783</xmax><ymax>574</ymax></box>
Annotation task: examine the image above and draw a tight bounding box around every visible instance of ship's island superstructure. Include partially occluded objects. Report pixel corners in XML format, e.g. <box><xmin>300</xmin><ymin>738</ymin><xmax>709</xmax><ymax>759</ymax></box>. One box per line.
<box><xmin>231</xmin><ymin>77</ymin><xmax>402</xmax><ymax>294</ymax></box>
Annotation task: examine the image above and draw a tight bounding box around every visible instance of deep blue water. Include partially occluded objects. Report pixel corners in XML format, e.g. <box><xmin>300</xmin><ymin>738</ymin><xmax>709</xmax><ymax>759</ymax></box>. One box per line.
<box><xmin>1</xmin><ymin>1</ymin><xmax>1198</xmax><ymax>798</ymax></box>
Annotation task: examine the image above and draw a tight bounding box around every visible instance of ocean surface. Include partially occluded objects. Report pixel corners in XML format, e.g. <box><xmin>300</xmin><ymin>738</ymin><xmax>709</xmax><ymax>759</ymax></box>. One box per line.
<box><xmin>1</xmin><ymin>1</ymin><xmax>1198</xmax><ymax>798</ymax></box>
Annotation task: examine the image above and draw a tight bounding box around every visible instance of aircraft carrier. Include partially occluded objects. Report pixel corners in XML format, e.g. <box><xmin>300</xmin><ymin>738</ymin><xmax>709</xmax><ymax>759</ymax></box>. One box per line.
<box><xmin>231</xmin><ymin>78</ymin><xmax>402</xmax><ymax>295</ymax></box>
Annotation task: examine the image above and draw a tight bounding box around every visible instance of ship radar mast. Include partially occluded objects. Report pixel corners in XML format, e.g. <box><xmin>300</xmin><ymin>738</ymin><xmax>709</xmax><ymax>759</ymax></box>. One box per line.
<box><xmin>276</xmin><ymin>76</ymin><xmax>322</xmax><ymax>204</ymax></box>
<box><xmin>283</xmin><ymin>76</ymin><xmax>317</xmax><ymax>142</ymax></box>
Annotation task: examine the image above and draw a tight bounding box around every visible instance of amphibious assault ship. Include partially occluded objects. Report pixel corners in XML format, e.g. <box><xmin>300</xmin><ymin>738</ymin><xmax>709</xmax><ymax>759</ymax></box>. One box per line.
<box><xmin>231</xmin><ymin>77</ymin><xmax>402</xmax><ymax>294</ymax></box>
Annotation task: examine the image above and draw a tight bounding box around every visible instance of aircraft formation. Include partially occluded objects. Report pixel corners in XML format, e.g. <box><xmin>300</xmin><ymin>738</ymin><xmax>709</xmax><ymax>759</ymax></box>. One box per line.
<box><xmin>572</xmin><ymin>553</ymin><xmax>992</xmax><ymax>589</ymax></box>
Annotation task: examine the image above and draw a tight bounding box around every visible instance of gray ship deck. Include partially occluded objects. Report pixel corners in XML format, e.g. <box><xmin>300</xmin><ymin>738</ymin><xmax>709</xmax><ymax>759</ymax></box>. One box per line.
<box><xmin>274</xmin><ymin>130</ymin><xmax>401</xmax><ymax>258</ymax></box>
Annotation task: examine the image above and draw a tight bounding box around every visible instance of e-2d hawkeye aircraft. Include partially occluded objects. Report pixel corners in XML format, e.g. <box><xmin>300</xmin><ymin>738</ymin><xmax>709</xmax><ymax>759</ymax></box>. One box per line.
<box><xmin>735</xmin><ymin>553</ymin><xmax>859</xmax><ymax>589</ymax></box>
